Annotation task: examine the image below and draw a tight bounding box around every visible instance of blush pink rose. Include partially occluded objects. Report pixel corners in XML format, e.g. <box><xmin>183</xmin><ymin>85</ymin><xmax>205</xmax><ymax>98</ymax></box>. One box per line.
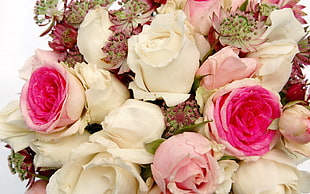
<box><xmin>196</xmin><ymin>46</ymin><xmax>258</xmax><ymax>90</ymax></box>
<box><xmin>20</xmin><ymin>50</ymin><xmax>85</xmax><ymax>134</ymax></box>
<box><xmin>204</xmin><ymin>79</ymin><xmax>281</xmax><ymax>157</ymax></box>
<box><xmin>25</xmin><ymin>180</ymin><xmax>48</xmax><ymax>194</ymax></box>
<box><xmin>151</xmin><ymin>132</ymin><xmax>220</xmax><ymax>194</ymax></box>
<box><xmin>279</xmin><ymin>104</ymin><xmax>310</xmax><ymax>144</ymax></box>
<box><xmin>183</xmin><ymin>0</ymin><xmax>222</xmax><ymax>35</ymax></box>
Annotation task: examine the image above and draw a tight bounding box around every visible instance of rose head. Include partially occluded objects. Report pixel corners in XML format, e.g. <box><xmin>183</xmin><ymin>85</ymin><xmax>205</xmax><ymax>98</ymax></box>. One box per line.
<box><xmin>204</xmin><ymin>79</ymin><xmax>281</xmax><ymax>157</ymax></box>
<box><xmin>184</xmin><ymin>0</ymin><xmax>222</xmax><ymax>35</ymax></box>
<box><xmin>20</xmin><ymin>62</ymin><xmax>85</xmax><ymax>134</ymax></box>
<box><xmin>196</xmin><ymin>46</ymin><xmax>258</xmax><ymax>90</ymax></box>
<box><xmin>279</xmin><ymin>104</ymin><xmax>310</xmax><ymax>144</ymax></box>
<box><xmin>151</xmin><ymin>132</ymin><xmax>219</xmax><ymax>194</ymax></box>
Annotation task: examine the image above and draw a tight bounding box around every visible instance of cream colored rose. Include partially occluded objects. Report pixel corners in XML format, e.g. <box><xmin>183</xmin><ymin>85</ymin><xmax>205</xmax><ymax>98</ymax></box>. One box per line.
<box><xmin>72</xmin><ymin>62</ymin><xmax>130</xmax><ymax>123</ymax></box>
<box><xmin>46</xmin><ymin>138</ymin><xmax>149</xmax><ymax>194</ymax></box>
<box><xmin>156</xmin><ymin>0</ymin><xmax>187</xmax><ymax>14</ymax></box>
<box><xmin>232</xmin><ymin>149</ymin><xmax>310</xmax><ymax>194</ymax></box>
<box><xmin>100</xmin><ymin>99</ymin><xmax>165</xmax><ymax>163</ymax></box>
<box><xmin>0</xmin><ymin>100</ymin><xmax>35</xmax><ymax>152</ymax></box>
<box><xmin>31</xmin><ymin>133</ymin><xmax>89</xmax><ymax>168</ymax></box>
<box><xmin>248</xmin><ymin>8</ymin><xmax>305</xmax><ymax>92</ymax></box>
<box><xmin>128</xmin><ymin>10</ymin><xmax>200</xmax><ymax>106</ymax></box>
<box><xmin>77</xmin><ymin>6</ymin><xmax>113</xmax><ymax>69</ymax></box>
<box><xmin>215</xmin><ymin>160</ymin><xmax>239</xmax><ymax>194</ymax></box>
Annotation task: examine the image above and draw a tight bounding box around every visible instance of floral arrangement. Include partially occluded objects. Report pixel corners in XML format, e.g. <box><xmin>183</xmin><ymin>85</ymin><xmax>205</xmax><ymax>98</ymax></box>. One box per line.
<box><xmin>1</xmin><ymin>0</ymin><xmax>310</xmax><ymax>193</ymax></box>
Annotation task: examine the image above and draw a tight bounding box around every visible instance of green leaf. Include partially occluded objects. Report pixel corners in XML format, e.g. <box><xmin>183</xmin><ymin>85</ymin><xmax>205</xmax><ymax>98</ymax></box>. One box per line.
<box><xmin>174</xmin><ymin>121</ymin><xmax>211</xmax><ymax>135</ymax></box>
<box><xmin>191</xmin><ymin>75</ymin><xmax>209</xmax><ymax>93</ymax></box>
<box><xmin>219</xmin><ymin>155</ymin><xmax>240</xmax><ymax>161</ymax></box>
<box><xmin>268</xmin><ymin>118</ymin><xmax>279</xmax><ymax>130</ymax></box>
<box><xmin>239</xmin><ymin>0</ymin><xmax>248</xmax><ymax>11</ymax></box>
<box><xmin>144</xmin><ymin>139</ymin><xmax>165</xmax><ymax>155</ymax></box>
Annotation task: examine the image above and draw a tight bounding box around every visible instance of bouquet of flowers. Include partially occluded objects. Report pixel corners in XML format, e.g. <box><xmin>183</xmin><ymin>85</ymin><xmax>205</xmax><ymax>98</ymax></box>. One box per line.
<box><xmin>1</xmin><ymin>0</ymin><xmax>310</xmax><ymax>193</ymax></box>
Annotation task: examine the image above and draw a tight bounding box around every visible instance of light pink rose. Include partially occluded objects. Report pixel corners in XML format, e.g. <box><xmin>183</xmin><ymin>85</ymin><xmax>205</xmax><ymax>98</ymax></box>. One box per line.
<box><xmin>196</xmin><ymin>46</ymin><xmax>258</xmax><ymax>90</ymax></box>
<box><xmin>25</xmin><ymin>180</ymin><xmax>48</xmax><ymax>194</ymax></box>
<box><xmin>20</xmin><ymin>50</ymin><xmax>85</xmax><ymax>134</ymax></box>
<box><xmin>183</xmin><ymin>0</ymin><xmax>222</xmax><ymax>35</ymax></box>
<box><xmin>151</xmin><ymin>132</ymin><xmax>220</xmax><ymax>194</ymax></box>
<box><xmin>279</xmin><ymin>104</ymin><xmax>310</xmax><ymax>144</ymax></box>
<box><xmin>204</xmin><ymin>79</ymin><xmax>281</xmax><ymax>157</ymax></box>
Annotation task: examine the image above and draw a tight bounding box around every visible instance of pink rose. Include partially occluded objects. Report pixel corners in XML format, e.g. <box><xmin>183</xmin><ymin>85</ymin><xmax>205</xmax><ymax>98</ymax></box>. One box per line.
<box><xmin>279</xmin><ymin>104</ymin><xmax>310</xmax><ymax>144</ymax></box>
<box><xmin>20</xmin><ymin>50</ymin><xmax>85</xmax><ymax>134</ymax></box>
<box><xmin>183</xmin><ymin>0</ymin><xmax>222</xmax><ymax>35</ymax></box>
<box><xmin>204</xmin><ymin>79</ymin><xmax>281</xmax><ymax>157</ymax></box>
<box><xmin>151</xmin><ymin>132</ymin><xmax>219</xmax><ymax>194</ymax></box>
<box><xmin>25</xmin><ymin>180</ymin><xmax>48</xmax><ymax>194</ymax></box>
<box><xmin>196</xmin><ymin>46</ymin><xmax>258</xmax><ymax>90</ymax></box>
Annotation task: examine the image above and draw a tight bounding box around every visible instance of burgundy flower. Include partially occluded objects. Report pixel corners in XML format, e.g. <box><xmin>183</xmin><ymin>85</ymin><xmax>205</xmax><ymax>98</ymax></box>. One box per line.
<box><xmin>286</xmin><ymin>83</ymin><xmax>307</xmax><ymax>101</ymax></box>
<box><xmin>49</xmin><ymin>22</ymin><xmax>78</xmax><ymax>52</ymax></box>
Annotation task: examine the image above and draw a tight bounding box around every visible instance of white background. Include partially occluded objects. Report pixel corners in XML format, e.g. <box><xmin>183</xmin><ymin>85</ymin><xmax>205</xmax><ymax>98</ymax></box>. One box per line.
<box><xmin>0</xmin><ymin>0</ymin><xmax>310</xmax><ymax>193</ymax></box>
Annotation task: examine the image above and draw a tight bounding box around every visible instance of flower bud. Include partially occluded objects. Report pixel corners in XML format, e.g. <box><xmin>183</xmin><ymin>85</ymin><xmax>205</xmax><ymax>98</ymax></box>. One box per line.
<box><xmin>279</xmin><ymin>104</ymin><xmax>310</xmax><ymax>144</ymax></box>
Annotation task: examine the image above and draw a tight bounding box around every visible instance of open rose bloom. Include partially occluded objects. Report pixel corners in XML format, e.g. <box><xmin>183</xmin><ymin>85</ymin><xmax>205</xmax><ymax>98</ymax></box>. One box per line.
<box><xmin>1</xmin><ymin>0</ymin><xmax>310</xmax><ymax>193</ymax></box>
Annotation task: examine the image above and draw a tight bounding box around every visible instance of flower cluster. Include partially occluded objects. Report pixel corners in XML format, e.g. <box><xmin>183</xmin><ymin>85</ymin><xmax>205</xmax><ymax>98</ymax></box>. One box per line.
<box><xmin>1</xmin><ymin>0</ymin><xmax>310</xmax><ymax>193</ymax></box>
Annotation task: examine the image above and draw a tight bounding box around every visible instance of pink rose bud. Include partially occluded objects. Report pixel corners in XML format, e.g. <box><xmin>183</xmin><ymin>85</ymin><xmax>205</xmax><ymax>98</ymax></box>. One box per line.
<box><xmin>196</xmin><ymin>46</ymin><xmax>258</xmax><ymax>90</ymax></box>
<box><xmin>151</xmin><ymin>132</ymin><xmax>220</xmax><ymax>194</ymax></box>
<box><xmin>279</xmin><ymin>104</ymin><xmax>310</xmax><ymax>144</ymax></box>
<box><xmin>25</xmin><ymin>180</ymin><xmax>48</xmax><ymax>194</ymax></box>
<box><xmin>184</xmin><ymin>0</ymin><xmax>222</xmax><ymax>35</ymax></box>
<box><xmin>286</xmin><ymin>83</ymin><xmax>306</xmax><ymax>101</ymax></box>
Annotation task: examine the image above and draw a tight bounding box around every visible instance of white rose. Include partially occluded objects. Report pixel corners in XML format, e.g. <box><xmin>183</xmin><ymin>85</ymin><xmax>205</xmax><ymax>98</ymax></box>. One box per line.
<box><xmin>0</xmin><ymin>100</ymin><xmax>35</xmax><ymax>152</ymax></box>
<box><xmin>77</xmin><ymin>6</ymin><xmax>113</xmax><ymax>69</ymax></box>
<box><xmin>31</xmin><ymin>133</ymin><xmax>89</xmax><ymax>168</ymax></box>
<box><xmin>156</xmin><ymin>0</ymin><xmax>187</xmax><ymax>14</ymax></box>
<box><xmin>248</xmin><ymin>8</ymin><xmax>305</xmax><ymax>92</ymax></box>
<box><xmin>46</xmin><ymin>138</ymin><xmax>149</xmax><ymax>194</ymax></box>
<box><xmin>72</xmin><ymin>62</ymin><xmax>130</xmax><ymax>123</ymax></box>
<box><xmin>215</xmin><ymin>160</ymin><xmax>239</xmax><ymax>194</ymax></box>
<box><xmin>128</xmin><ymin>10</ymin><xmax>200</xmax><ymax>106</ymax></box>
<box><xmin>100</xmin><ymin>99</ymin><xmax>165</xmax><ymax>163</ymax></box>
<box><xmin>232</xmin><ymin>148</ymin><xmax>310</xmax><ymax>194</ymax></box>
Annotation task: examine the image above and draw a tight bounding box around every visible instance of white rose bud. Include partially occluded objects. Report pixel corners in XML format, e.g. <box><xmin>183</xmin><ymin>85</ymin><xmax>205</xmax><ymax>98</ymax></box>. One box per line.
<box><xmin>77</xmin><ymin>6</ymin><xmax>113</xmax><ymax>69</ymax></box>
<box><xmin>72</xmin><ymin>62</ymin><xmax>130</xmax><ymax>123</ymax></box>
<box><xmin>0</xmin><ymin>100</ymin><xmax>35</xmax><ymax>152</ymax></box>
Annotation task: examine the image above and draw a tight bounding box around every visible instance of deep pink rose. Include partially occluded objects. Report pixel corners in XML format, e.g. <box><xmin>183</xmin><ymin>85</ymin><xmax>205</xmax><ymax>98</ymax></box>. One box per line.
<box><xmin>184</xmin><ymin>0</ymin><xmax>222</xmax><ymax>35</ymax></box>
<box><xmin>204</xmin><ymin>79</ymin><xmax>281</xmax><ymax>157</ymax></box>
<box><xmin>20</xmin><ymin>50</ymin><xmax>85</xmax><ymax>134</ymax></box>
<box><xmin>25</xmin><ymin>180</ymin><xmax>48</xmax><ymax>194</ymax></box>
<box><xmin>196</xmin><ymin>46</ymin><xmax>258</xmax><ymax>90</ymax></box>
<box><xmin>151</xmin><ymin>132</ymin><xmax>219</xmax><ymax>194</ymax></box>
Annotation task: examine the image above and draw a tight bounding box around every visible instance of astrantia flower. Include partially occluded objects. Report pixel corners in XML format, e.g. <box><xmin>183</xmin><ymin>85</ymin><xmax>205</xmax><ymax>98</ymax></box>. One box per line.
<box><xmin>212</xmin><ymin>9</ymin><xmax>267</xmax><ymax>53</ymax></box>
<box><xmin>262</xmin><ymin>0</ymin><xmax>307</xmax><ymax>24</ymax></box>
<box><xmin>101</xmin><ymin>32</ymin><xmax>129</xmax><ymax>73</ymax></box>
<box><xmin>7</xmin><ymin>146</ymin><xmax>55</xmax><ymax>187</ymax></box>
<box><xmin>108</xmin><ymin>0</ymin><xmax>156</xmax><ymax>35</ymax></box>
<box><xmin>34</xmin><ymin>0</ymin><xmax>65</xmax><ymax>36</ymax></box>
<box><xmin>49</xmin><ymin>22</ymin><xmax>78</xmax><ymax>52</ymax></box>
<box><xmin>161</xmin><ymin>98</ymin><xmax>202</xmax><ymax>138</ymax></box>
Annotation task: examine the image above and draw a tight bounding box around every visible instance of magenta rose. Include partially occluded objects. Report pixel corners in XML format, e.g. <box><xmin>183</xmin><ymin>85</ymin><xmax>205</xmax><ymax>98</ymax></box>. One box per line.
<box><xmin>151</xmin><ymin>132</ymin><xmax>220</xmax><ymax>194</ymax></box>
<box><xmin>20</xmin><ymin>51</ymin><xmax>85</xmax><ymax>134</ymax></box>
<box><xmin>204</xmin><ymin>79</ymin><xmax>281</xmax><ymax>157</ymax></box>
